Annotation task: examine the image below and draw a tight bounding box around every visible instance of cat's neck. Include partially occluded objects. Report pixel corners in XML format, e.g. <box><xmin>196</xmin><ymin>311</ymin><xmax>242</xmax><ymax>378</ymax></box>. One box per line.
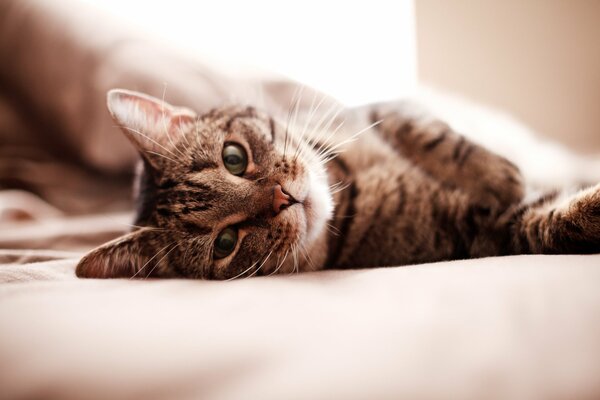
<box><xmin>303</xmin><ymin>156</ymin><xmax>353</xmax><ymax>271</ymax></box>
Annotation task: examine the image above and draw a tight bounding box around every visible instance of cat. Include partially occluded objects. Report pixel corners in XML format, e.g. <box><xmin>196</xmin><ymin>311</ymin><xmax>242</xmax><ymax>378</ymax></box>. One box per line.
<box><xmin>76</xmin><ymin>89</ymin><xmax>600</xmax><ymax>279</ymax></box>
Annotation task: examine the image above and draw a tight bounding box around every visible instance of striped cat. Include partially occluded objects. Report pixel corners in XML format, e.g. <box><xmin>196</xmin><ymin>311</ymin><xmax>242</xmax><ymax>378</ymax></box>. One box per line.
<box><xmin>76</xmin><ymin>89</ymin><xmax>600</xmax><ymax>279</ymax></box>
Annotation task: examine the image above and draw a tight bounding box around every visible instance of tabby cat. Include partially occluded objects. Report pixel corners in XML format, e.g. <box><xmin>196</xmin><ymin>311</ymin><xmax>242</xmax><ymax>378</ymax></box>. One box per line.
<box><xmin>76</xmin><ymin>89</ymin><xmax>600</xmax><ymax>279</ymax></box>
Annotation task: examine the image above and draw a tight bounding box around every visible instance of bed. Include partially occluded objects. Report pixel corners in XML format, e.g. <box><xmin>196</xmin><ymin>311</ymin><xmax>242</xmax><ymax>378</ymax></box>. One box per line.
<box><xmin>1</xmin><ymin>0</ymin><xmax>600</xmax><ymax>399</ymax></box>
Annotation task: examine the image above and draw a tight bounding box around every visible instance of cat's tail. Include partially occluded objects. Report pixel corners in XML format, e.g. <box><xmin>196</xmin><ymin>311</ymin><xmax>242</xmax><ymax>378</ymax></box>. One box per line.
<box><xmin>507</xmin><ymin>184</ymin><xmax>600</xmax><ymax>254</ymax></box>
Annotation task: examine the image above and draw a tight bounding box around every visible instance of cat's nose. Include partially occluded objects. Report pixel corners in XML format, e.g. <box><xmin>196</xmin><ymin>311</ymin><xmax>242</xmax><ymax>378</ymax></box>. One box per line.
<box><xmin>273</xmin><ymin>184</ymin><xmax>294</xmax><ymax>214</ymax></box>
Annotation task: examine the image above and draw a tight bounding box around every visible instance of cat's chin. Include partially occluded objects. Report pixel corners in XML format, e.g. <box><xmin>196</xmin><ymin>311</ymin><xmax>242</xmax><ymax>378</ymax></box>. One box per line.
<box><xmin>302</xmin><ymin>168</ymin><xmax>334</xmax><ymax>246</ymax></box>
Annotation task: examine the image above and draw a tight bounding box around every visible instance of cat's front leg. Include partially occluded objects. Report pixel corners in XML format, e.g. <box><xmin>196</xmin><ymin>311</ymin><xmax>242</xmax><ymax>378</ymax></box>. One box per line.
<box><xmin>506</xmin><ymin>183</ymin><xmax>600</xmax><ymax>255</ymax></box>
<box><xmin>370</xmin><ymin>108</ymin><xmax>524</xmax><ymax>212</ymax></box>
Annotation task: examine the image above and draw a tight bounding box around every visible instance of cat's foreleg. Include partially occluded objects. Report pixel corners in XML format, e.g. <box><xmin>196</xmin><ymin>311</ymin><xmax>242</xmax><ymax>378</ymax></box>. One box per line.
<box><xmin>498</xmin><ymin>184</ymin><xmax>600</xmax><ymax>255</ymax></box>
<box><xmin>370</xmin><ymin>109</ymin><xmax>524</xmax><ymax>212</ymax></box>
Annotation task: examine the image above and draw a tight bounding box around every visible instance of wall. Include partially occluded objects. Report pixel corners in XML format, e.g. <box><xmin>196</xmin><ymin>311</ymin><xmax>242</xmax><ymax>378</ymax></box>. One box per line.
<box><xmin>80</xmin><ymin>0</ymin><xmax>417</xmax><ymax>106</ymax></box>
<box><xmin>416</xmin><ymin>0</ymin><xmax>600</xmax><ymax>152</ymax></box>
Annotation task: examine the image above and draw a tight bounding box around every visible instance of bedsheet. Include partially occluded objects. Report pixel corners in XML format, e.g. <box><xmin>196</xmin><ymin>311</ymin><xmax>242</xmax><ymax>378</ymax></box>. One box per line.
<box><xmin>1</xmin><ymin>251</ymin><xmax>600</xmax><ymax>400</ymax></box>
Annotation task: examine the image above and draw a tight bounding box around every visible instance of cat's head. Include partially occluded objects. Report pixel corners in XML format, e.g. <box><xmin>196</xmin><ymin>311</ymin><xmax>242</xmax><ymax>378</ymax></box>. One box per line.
<box><xmin>76</xmin><ymin>89</ymin><xmax>334</xmax><ymax>279</ymax></box>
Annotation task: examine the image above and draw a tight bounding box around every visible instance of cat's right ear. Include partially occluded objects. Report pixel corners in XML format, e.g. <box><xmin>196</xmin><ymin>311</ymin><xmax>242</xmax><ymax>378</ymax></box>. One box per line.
<box><xmin>76</xmin><ymin>228</ymin><xmax>170</xmax><ymax>279</ymax></box>
<box><xmin>107</xmin><ymin>89</ymin><xmax>197</xmax><ymax>169</ymax></box>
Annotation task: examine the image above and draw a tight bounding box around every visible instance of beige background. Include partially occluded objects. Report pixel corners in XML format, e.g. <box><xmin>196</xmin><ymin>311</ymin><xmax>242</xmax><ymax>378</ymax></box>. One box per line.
<box><xmin>416</xmin><ymin>0</ymin><xmax>600</xmax><ymax>152</ymax></box>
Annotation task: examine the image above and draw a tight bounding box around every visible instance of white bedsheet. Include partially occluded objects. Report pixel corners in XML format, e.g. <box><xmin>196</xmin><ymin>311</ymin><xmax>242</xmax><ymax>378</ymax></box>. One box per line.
<box><xmin>1</xmin><ymin>254</ymin><xmax>599</xmax><ymax>400</ymax></box>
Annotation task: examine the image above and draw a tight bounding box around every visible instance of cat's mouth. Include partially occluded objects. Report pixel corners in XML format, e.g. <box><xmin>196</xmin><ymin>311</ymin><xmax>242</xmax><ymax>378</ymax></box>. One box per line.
<box><xmin>274</xmin><ymin>165</ymin><xmax>333</xmax><ymax>261</ymax></box>
<box><xmin>299</xmin><ymin>169</ymin><xmax>334</xmax><ymax>245</ymax></box>
<box><xmin>276</xmin><ymin>185</ymin><xmax>299</xmax><ymax>213</ymax></box>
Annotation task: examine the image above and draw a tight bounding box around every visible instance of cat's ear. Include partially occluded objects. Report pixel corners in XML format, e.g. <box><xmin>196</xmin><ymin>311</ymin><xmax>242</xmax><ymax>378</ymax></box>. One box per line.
<box><xmin>76</xmin><ymin>228</ymin><xmax>170</xmax><ymax>279</ymax></box>
<box><xmin>107</xmin><ymin>89</ymin><xmax>197</xmax><ymax>166</ymax></box>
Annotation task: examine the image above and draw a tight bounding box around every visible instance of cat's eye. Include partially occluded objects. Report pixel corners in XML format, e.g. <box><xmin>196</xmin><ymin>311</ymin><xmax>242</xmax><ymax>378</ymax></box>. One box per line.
<box><xmin>214</xmin><ymin>227</ymin><xmax>238</xmax><ymax>259</ymax></box>
<box><xmin>222</xmin><ymin>143</ymin><xmax>248</xmax><ymax>176</ymax></box>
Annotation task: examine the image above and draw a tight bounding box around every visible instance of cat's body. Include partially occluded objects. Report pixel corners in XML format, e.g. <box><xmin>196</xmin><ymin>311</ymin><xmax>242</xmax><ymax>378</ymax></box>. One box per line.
<box><xmin>76</xmin><ymin>89</ymin><xmax>600</xmax><ymax>279</ymax></box>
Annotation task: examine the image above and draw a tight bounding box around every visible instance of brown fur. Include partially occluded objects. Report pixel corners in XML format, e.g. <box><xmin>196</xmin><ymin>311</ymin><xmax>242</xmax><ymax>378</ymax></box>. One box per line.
<box><xmin>76</xmin><ymin>90</ymin><xmax>600</xmax><ymax>280</ymax></box>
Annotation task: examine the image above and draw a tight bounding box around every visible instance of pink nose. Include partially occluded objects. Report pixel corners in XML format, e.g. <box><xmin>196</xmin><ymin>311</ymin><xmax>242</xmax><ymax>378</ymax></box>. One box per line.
<box><xmin>273</xmin><ymin>184</ymin><xmax>291</xmax><ymax>214</ymax></box>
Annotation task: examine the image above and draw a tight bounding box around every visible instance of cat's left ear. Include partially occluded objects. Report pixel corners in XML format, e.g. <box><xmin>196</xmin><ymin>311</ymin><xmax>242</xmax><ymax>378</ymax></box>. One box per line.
<box><xmin>107</xmin><ymin>89</ymin><xmax>197</xmax><ymax>166</ymax></box>
<box><xmin>76</xmin><ymin>228</ymin><xmax>171</xmax><ymax>279</ymax></box>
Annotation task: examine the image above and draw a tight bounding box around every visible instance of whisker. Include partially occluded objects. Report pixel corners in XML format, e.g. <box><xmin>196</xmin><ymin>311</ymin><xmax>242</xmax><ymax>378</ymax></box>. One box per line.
<box><xmin>176</xmin><ymin>116</ymin><xmax>192</xmax><ymax>152</ymax></box>
<box><xmin>193</xmin><ymin>116</ymin><xmax>202</xmax><ymax>146</ymax></box>
<box><xmin>247</xmin><ymin>249</ymin><xmax>274</xmax><ymax>278</ymax></box>
<box><xmin>286</xmin><ymin>85</ymin><xmax>305</xmax><ymax>158</ymax></box>
<box><xmin>329</xmin><ymin>181</ymin><xmax>350</xmax><ymax>195</ymax></box>
<box><xmin>160</xmin><ymin>84</ymin><xmax>188</xmax><ymax>160</ymax></box>
<box><xmin>131</xmin><ymin>242</ymin><xmax>174</xmax><ymax>279</ymax></box>
<box><xmin>269</xmin><ymin>248</ymin><xmax>290</xmax><ymax>276</ymax></box>
<box><xmin>309</xmin><ymin>100</ymin><xmax>342</xmax><ymax>139</ymax></box>
<box><xmin>329</xmin><ymin>179</ymin><xmax>347</xmax><ymax>188</ymax></box>
<box><xmin>290</xmin><ymin>85</ymin><xmax>304</xmax><ymax>144</ymax></box>
<box><xmin>226</xmin><ymin>259</ymin><xmax>261</xmax><ymax>281</ymax></box>
<box><xmin>289</xmin><ymin>244</ymin><xmax>299</xmax><ymax>275</ymax></box>
<box><xmin>121</xmin><ymin>223</ymin><xmax>168</xmax><ymax>232</ymax></box>
<box><xmin>283</xmin><ymin>86</ymin><xmax>303</xmax><ymax>159</ymax></box>
<box><xmin>326</xmin><ymin>222</ymin><xmax>341</xmax><ymax>236</ymax></box>
<box><xmin>300</xmin><ymin>94</ymin><xmax>327</xmax><ymax>144</ymax></box>
<box><xmin>146</xmin><ymin>150</ymin><xmax>179</xmax><ymax>164</ymax></box>
<box><xmin>313</xmin><ymin>120</ymin><xmax>345</xmax><ymax>163</ymax></box>
<box><xmin>144</xmin><ymin>242</ymin><xmax>179</xmax><ymax>279</ymax></box>
<box><xmin>306</xmin><ymin>102</ymin><xmax>344</xmax><ymax>151</ymax></box>
<box><xmin>299</xmin><ymin>242</ymin><xmax>316</xmax><ymax>270</ymax></box>
<box><xmin>293</xmin><ymin>90</ymin><xmax>322</xmax><ymax>162</ymax></box>
<box><xmin>300</xmin><ymin>103</ymin><xmax>342</xmax><ymax>164</ymax></box>
<box><xmin>320</xmin><ymin>119</ymin><xmax>383</xmax><ymax>161</ymax></box>
<box><xmin>121</xmin><ymin>126</ymin><xmax>180</xmax><ymax>159</ymax></box>
<box><xmin>226</xmin><ymin>245</ymin><xmax>274</xmax><ymax>281</ymax></box>
<box><xmin>311</xmin><ymin>111</ymin><xmax>345</xmax><ymax>162</ymax></box>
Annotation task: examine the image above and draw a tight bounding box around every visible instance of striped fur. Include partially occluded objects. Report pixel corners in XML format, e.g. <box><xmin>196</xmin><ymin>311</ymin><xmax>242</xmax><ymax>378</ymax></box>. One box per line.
<box><xmin>76</xmin><ymin>90</ymin><xmax>600</xmax><ymax>279</ymax></box>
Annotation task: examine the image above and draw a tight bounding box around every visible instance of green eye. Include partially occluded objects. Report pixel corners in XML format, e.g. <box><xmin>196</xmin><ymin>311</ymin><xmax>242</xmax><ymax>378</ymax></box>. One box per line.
<box><xmin>214</xmin><ymin>227</ymin><xmax>238</xmax><ymax>259</ymax></box>
<box><xmin>222</xmin><ymin>143</ymin><xmax>248</xmax><ymax>176</ymax></box>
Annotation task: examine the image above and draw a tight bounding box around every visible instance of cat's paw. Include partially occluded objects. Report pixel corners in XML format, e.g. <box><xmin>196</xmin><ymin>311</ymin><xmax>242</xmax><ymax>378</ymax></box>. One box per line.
<box><xmin>567</xmin><ymin>184</ymin><xmax>600</xmax><ymax>234</ymax></box>
<box><xmin>551</xmin><ymin>184</ymin><xmax>600</xmax><ymax>253</ymax></box>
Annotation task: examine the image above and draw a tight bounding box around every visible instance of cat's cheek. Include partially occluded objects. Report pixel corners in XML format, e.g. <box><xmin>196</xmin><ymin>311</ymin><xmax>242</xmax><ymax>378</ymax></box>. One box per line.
<box><xmin>303</xmin><ymin>169</ymin><xmax>334</xmax><ymax>245</ymax></box>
